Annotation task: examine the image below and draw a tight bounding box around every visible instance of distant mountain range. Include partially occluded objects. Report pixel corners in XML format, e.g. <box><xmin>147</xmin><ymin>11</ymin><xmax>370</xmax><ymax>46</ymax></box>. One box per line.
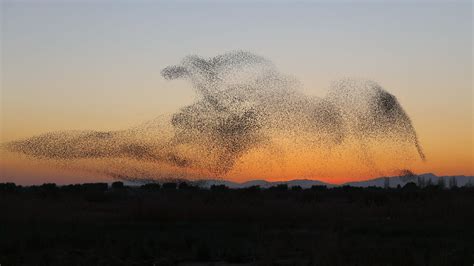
<box><xmin>197</xmin><ymin>173</ymin><xmax>474</xmax><ymax>189</ymax></box>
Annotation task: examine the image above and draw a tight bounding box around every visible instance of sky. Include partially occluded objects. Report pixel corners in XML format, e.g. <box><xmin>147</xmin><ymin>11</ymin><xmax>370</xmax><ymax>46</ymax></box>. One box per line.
<box><xmin>1</xmin><ymin>0</ymin><xmax>472</xmax><ymax>184</ymax></box>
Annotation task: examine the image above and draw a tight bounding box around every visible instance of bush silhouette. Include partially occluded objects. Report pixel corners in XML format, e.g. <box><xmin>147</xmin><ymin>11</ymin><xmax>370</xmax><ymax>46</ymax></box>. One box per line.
<box><xmin>1</xmin><ymin>181</ymin><xmax>473</xmax><ymax>265</ymax></box>
<box><xmin>140</xmin><ymin>183</ymin><xmax>161</xmax><ymax>190</ymax></box>
<box><xmin>112</xmin><ymin>181</ymin><xmax>125</xmax><ymax>189</ymax></box>
<box><xmin>211</xmin><ymin>184</ymin><xmax>228</xmax><ymax>191</ymax></box>
<box><xmin>269</xmin><ymin>184</ymin><xmax>288</xmax><ymax>191</ymax></box>
<box><xmin>402</xmin><ymin>182</ymin><xmax>418</xmax><ymax>191</ymax></box>
<box><xmin>162</xmin><ymin>182</ymin><xmax>177</xmax><ymax>190</ymax></box>
<box><xmin>311</xmin><ymin>185</ymin><xmax>327</xmax><ymax>191</ymax></box>
<box><xmin>0</xmin><ymin>183</ymin><xmax>18</xmax><ymax>193</ymax></box>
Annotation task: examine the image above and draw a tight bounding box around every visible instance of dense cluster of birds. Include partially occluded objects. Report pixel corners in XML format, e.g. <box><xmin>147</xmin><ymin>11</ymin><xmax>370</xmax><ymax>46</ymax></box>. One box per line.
<box><xmin>4</xmin><ymin>51</ymin><xmax>425</xmax><ymax>181</ymax></box>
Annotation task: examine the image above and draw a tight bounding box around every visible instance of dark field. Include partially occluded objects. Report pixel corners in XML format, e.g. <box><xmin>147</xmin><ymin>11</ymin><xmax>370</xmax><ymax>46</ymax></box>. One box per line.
<box><xmin>0</xmin><ymin>182</ymin><xmax>473</xmax><ymax>266</ymax></box>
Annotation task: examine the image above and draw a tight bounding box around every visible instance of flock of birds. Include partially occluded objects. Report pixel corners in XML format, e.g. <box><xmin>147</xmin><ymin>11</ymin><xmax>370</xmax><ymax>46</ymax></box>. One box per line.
<box><xmin>4</xmin><ymin>51</ymin><xmax>425</xmax><ymax>181</ymax></box>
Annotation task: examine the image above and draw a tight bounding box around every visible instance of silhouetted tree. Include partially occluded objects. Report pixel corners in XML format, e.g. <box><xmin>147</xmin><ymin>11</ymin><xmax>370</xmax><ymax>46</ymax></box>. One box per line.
<box><xmin>178</xmin><ymin>182</ymin><xmax>190</xmax><ymax>190</ymax></box>
<box><xmin>291</xmin><ymin>185</ymin><xmax>302</xmax><ymax>191</ymax></box>
<box><xmin>402</xmin><ymin>182</ymin><xmax>418</xmax><ymax>191</ymax></box>
<box><xmin>270</xmin><ymin>184</ymin><xmax>288</xmax><ymax>191</ymax></box>
<box><xmin>211</xmin><ymin>184</ymin><xmax>228</xmax><ymax>191</ymax></box>
<box><xmin>140</xmin><ymin>183</ymin><xmax>161</xmax><ymax>190</ymax></box>
<box><xmin>242</xmin><ymin>185</ymin><xmax>260</xmax><ymax>194</ymax></box>
<box><xmin>88</xmin><ymin>183</ymin><xmax>108</xmax><ymax>192</ymax></box>
<box><xmin>162</xmin><ymin>182</ymin><xmax>177</xmax><ymax>190</ymax></box>
<box><xmin>112</xmin><ymin>181</ymin><xmax>124</xmax><ymax>189</ymax></box>
<box><xmin>61</xmin><ymin>184</ymin><xmax>82</xmax><ymax>192</ymax></box>
<box><xmin>311</xmin><ymin>185</ymin><xmax>327</xmax><ymax>191</ymax></box>
<box><xmin>0</xmin><ymin>183</ymin><xmax>18</xmax><ymax>193</ymax></box>
<box><xmin>39</xmin><ymin>183</ymin><xmax>59</xmax><ymax>198</ymax></box>
<box><xmin>41</xmin><ymin>183</ymin><xmax>58</xmax><ymax>190</ymax></box>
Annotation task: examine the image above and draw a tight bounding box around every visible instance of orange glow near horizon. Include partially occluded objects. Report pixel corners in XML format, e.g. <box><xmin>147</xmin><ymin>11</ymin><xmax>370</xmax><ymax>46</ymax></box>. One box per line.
<box><xmin>1</xmin><ymin>132</ymin><xmax>472</xmax><ymax>185</ymax></box>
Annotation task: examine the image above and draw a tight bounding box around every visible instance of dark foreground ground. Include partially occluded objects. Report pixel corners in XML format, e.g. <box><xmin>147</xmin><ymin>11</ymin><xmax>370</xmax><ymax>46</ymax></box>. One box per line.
<box><xmin>0</xmin><ymin>182</ymin><xmax>473</xmax><ymax>266</ymax></box>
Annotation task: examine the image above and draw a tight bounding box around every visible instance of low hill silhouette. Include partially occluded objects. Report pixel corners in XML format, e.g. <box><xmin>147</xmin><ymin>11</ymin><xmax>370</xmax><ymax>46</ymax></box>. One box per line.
<box><xmin>198</xmin><ymin>173</ymin><xmax>473</xmax><ymax>189</ymax></box>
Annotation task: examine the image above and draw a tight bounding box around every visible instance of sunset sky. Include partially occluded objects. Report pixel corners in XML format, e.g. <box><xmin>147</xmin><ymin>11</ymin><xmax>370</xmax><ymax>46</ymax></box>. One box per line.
<box><xmin>1</xmin><ymin>0</ymin><xmax>472</xmax><ymax>184</ymax></box>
